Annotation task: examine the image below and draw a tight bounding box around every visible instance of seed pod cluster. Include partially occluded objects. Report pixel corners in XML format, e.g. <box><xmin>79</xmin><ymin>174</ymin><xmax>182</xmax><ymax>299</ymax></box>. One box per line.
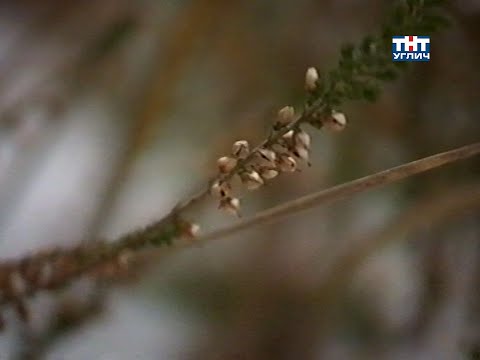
<box><xmin>210</xmin><ymin>67</ymin><xmax>348</xmax><ymax>216</ymax></box>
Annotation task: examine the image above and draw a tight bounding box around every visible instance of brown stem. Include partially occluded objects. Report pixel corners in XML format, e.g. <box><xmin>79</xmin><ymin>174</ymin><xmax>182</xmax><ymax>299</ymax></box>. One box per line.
<box><xmin>198</xmin><ymin>142</ymin><xmax>480</xmax><ymax>243</ymax></box>
<box><xmin>0</xmin><ymin>142</ymin><xmax>478</xmax><ymax>310</ymax></box>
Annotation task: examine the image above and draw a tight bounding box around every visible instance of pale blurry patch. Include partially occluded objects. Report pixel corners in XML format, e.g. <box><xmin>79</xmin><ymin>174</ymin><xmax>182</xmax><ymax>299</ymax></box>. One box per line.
<box><xmin>351</xmin><ymin>242</ymin><xmax>422</xmax><ymax>332</ymax></box>
<box><xmin>47</xmin><ymin>289</ymin><xmax>202</xmax><ymax>360</ymax></box>
<box><xmin>0</xmin><ymin>98</ymin><xmax>124</xmax><ymax>257</ymax></box>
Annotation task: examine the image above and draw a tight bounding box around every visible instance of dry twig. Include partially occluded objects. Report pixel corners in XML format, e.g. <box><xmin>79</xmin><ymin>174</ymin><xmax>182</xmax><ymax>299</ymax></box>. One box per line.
<box><xmin>198</xmin><ymin>143</ymin><xmax>480</xmax><ymax>243</ymax></box>
<box><xmin>0</xmin><ymin>142</ymin><xmax>478</xmax><ymax>317</ymax></box>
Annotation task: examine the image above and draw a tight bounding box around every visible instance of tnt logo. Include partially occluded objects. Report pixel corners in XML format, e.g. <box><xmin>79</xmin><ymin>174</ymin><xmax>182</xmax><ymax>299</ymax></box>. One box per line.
<box><xmin>392</xmin><ymin>35</ymin><xmax>430</xmax><ymax>62</ymax></box>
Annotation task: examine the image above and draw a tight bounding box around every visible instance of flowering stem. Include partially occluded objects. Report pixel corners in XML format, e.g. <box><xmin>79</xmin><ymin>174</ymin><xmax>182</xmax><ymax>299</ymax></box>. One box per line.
<box><xmin>197</xmin><ymin>142</ymin><xmax>480</xmax><ymax>243</ymax></box>
<box><xmin>160</xmin><ymin>0</ymin><xmax>450</xmax><ymax>233</ymax></box>
<box><xmin>0</xmin><ymin>0</ymin><xmax>451</xmax><ymax>326</ymax></box>
<box><xmin>0</xmin><ymin>142</ymin><xmax>478</xmax><ymax>311</ymax></box>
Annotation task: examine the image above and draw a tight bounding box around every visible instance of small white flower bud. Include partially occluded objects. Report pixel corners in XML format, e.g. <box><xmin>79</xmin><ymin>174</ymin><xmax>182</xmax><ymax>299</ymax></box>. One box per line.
<box><xmin>232</xmin><ymin>140</ymin><xmax>250</xmax><ymax>159</ymax></box>
<box><xmin>183</xmin><ymin>222</ymin><xmax>200</xmax><ymax>238</ymax></box>
<box><xmin>219</xmin><ymin>196</ymin><xmax>241</xmax><ymax>217</ymax></box>
<box><xmin>277</xmin><ymin>154</ymin><xmax>297</xmax><ymax>172</ymax></box>
<box><xmin>259</xmin><ymin>168</ymin><xmax>279</xmax><ymax>180</ymax></box>
<box><xmin>293</xmin><ymin>145</ymin><xmax>310</xmax><ymax>162</ymax></box>
<box><xmin>257</xmin><ymin>148</ymin><xmax>276</xmax><ymax>163</ymax></box>
<box><xmin>210</xmin><ymin>180</ymin><xmax>231</xmax><ymax>198</ymax></box>
<box><xmin>217</xmin><ymin>156</ymin><xmax>237</xmax><ymax>173</ymax></box>
<box><xmin>294</xmin><ymin>129</ymin><xmax>311</xmax><ymax>149</ymax></box>
<box><xmin>324</xmin><ymin>110</ymin><xmax>347</xmax><ymax>132</ymax></box>
<box><xmin>240</xmin><ymin>170</ymin><xmax>264</xmax><ymax>190</ymax></box>
<box><xmin>189</xmin><ymin>223</ymin><xmax>201</xmax><ymax>236</ymax></box>
<box><xmin>276</xmin><ymin>106</ymin><xmax>295</xmax><ymax>126</ymax></box>
<box><xmin>282</xmin><ymin>130</ymin><xmax>295</xmax><ymax>145</ymax></box>
<box><xmin>305</xmin><ymin>67</ymin><xmax>319</xmax><ymax>91</ymax></box>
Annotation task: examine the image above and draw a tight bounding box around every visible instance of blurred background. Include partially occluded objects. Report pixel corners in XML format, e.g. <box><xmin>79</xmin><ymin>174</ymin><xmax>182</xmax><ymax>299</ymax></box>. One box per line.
<box><xmin>0</xmin><ymin>0</ymin><xmax>479</xmax><ymax>359</ymax></box>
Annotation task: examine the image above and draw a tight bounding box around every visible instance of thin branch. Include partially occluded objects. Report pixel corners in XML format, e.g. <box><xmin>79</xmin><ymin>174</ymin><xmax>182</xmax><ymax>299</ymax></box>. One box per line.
<box><xmin>198</xmin><ymin>142</ymin><xmax>480</xmax><ymax>243</ymax></box>
<box><xmin>0</xmin><ymin>142</ymin><xmax>478</xmax><ymax>312</ymax></box>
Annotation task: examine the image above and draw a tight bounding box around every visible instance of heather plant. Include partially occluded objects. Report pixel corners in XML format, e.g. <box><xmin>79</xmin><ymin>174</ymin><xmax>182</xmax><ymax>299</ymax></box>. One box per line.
<box><xmin>1</xmin><ymin>2</ymin><xmax>479</xmax><ymax>353</ymax></box>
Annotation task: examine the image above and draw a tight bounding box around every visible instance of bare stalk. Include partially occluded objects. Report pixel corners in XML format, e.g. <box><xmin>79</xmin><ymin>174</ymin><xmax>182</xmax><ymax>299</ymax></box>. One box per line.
<box><xmin>0</xmin><ymin>142</ymin><xmax>478</xmax><ymax>315</ymax></box>
<box><xmin>198</xmin><ymin>142</ymin><xmax>480</xmax><ymax>243</ymax></box>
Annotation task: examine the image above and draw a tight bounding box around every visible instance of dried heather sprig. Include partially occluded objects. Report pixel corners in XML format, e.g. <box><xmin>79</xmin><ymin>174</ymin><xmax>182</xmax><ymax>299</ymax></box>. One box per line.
<box><xmin>206</xmin><ymin>1</ymin><xmax>450</xmax><ymax>216</ymax></box>
<box><xmin>0</xmin><ymin>0</ymin><xmax>452</xmax><ymax>330</ymax></box>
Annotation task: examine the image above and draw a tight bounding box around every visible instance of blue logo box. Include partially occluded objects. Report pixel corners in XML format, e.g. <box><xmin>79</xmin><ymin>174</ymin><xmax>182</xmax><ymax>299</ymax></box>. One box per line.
<box><xmin>392</xmin><ymin>35</ymin><xmax>430</xmax><ymax>62</ymax></box>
